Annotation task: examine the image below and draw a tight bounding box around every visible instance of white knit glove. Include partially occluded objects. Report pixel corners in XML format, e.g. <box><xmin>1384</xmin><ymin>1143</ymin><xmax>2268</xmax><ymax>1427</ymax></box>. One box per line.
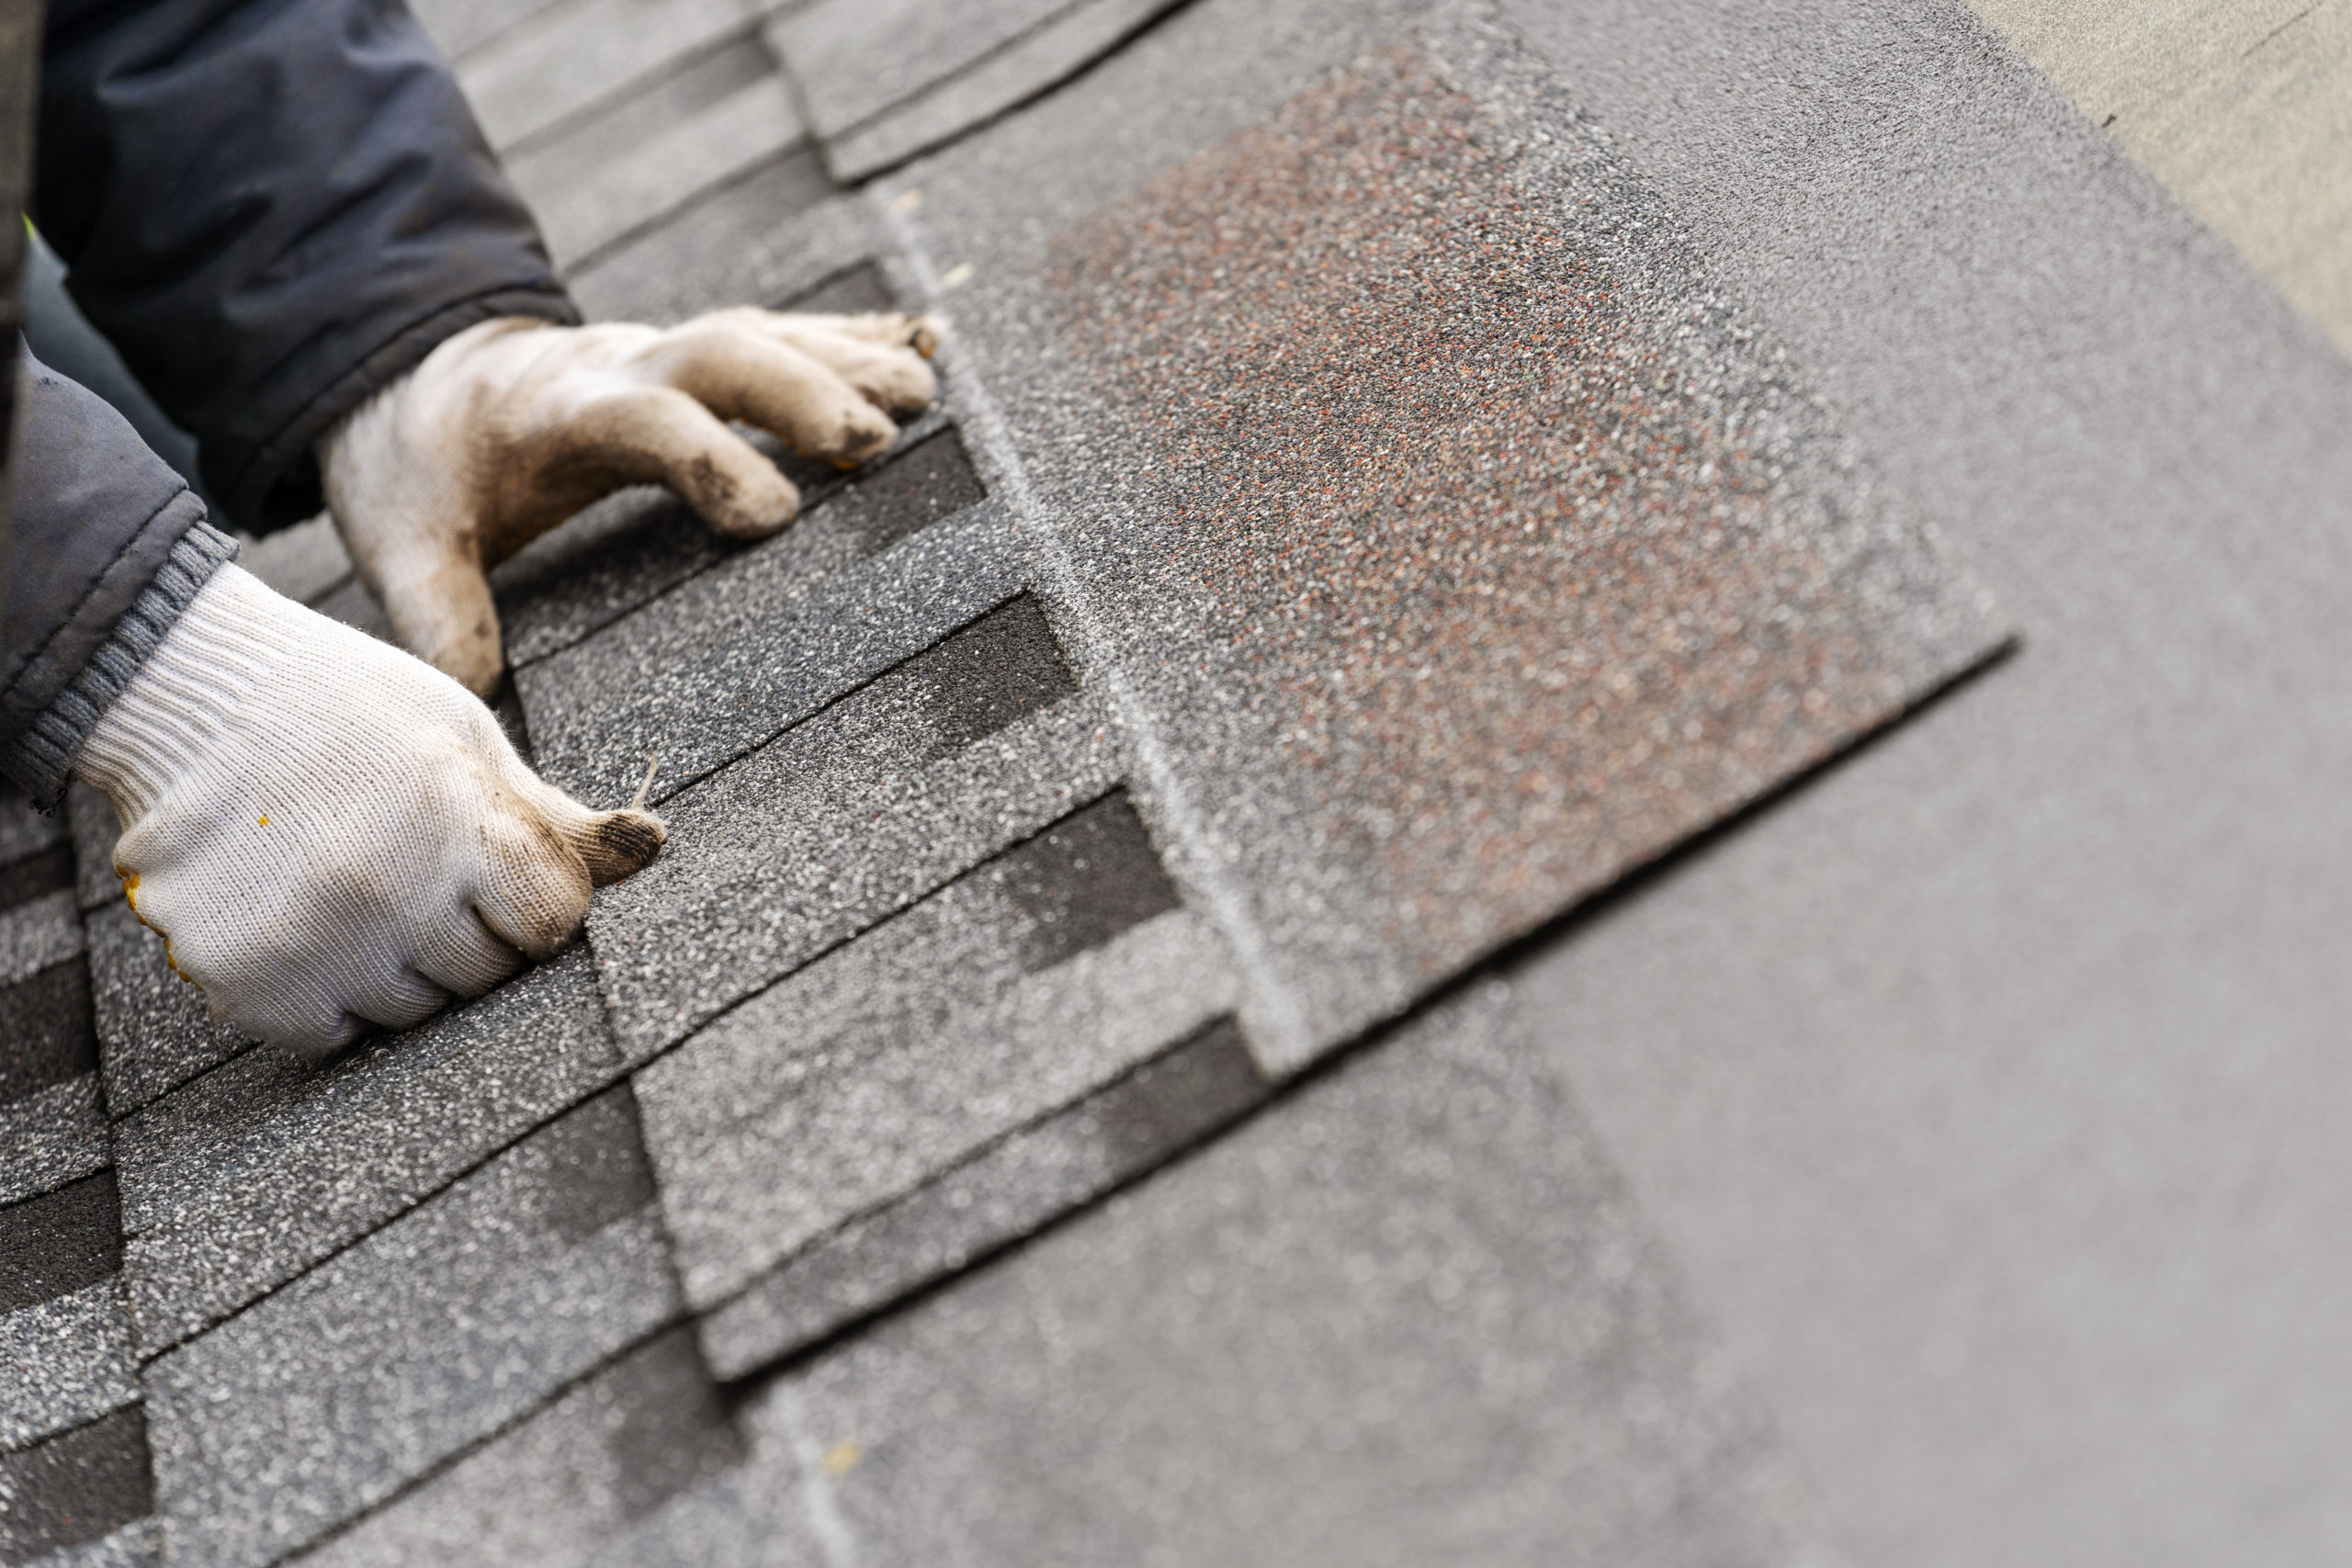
<box><xmin>74</xmin><ymin>564</ymin><xmax>664</xmax><ymax>1058</ymax></box>
<box><xmin>319</xmin><ymin>307</ymin><xmax>942</xmax><ymax>694</ymax></box>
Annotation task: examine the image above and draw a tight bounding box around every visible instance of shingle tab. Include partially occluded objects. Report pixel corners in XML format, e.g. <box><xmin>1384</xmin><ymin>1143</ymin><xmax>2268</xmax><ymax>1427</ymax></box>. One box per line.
<box><xmin>700</xmin><ymin>1015</ymin><xmax>1269</xmax><ymax>1379</ymax></box>
<box><xmin>769</xmin><ymin>0</ymin><xmax>1181</xmax><ymax>179</ymax></box>
<box><xmin>0</xmin><ymin>1170</ymin><xmax>122</xmax><ymax>1314</ymax></box>
<box><xmin>296</xmin><ymin>1328</ymin><xmax>780</xmax><ymax>1568</ymax></box>
<box><xmin>582</xmin><ymin>600</ymin><xmax>1121</xmax><ymax>1055</ymax></box>
<box><xmin>115</xmin><ymin>945</ymin><xmax>618</xmax><ymax>1355</ymax></box>
<box><xmin>0</xmin><ymin>1280</ymin><xmax>138</xmax><ymax>1451</ymax></box>
<box><xmin>65</xmin><ymin>787</ymin><xmax>119</xmax><ymax>915</ymax></box>
<box><xmin>143</xmin><ymin>1088</ymin><xmax>677</xmax><ymax>1568</ymax></box>
<box><xmin>0</xmin><ymin>891</ymin><xmax>83</xmax><ymax>990</ymax></box>
<box><xmin>454</xmin><ymin>0</ymin><xmax>751</xmax><ymax>152</ymax></box>
<box><xmin>0</xmin><ymin>1408</ymin><xmax>154</xmax><ymax>1564</ymax></box>
<box><xmin>0</xmin><ymin>960</ymin><xmax>96</xmax><ymax>1107</ymax></box>
<box><xmin>517</xmin><ymin>495</ymin><xmax>1022</xmax><ymax>807</ymax></box>
<box><xmin>640</xmin><ymin>790</ymin><xmax>1233</xmax><ymax>1314</ymax></box>
<box><xmin>0</xmin><ymin>1077</ymin><xmax>108</xmax><ymax>1209</ymax></box>
<box><xmin>503</xmin><ymin>38</ymin><xmax>806</xmax><ymax>268</ymax></box>
<box><xmin>85</xmin><ymin>906</ymin><xmax>251</xmax><ymax>1119</ymax></box>
<box><xmin>568</xmin><ymin>170</ymin><xmax>877</xmax><ymax>326</ymax></box>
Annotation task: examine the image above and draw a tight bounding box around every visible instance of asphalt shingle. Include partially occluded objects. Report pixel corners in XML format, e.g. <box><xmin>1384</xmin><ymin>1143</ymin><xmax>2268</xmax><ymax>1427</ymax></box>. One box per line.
<box><xmin>0</xmin><ymin>1077</ymin><xmax>108</xmax><ymax>1210</ymax></box>
<box><xmin>0</xmin><ymin>1409</ymin><xmax>156</xmax><ymax>1566</ymax></box>
<box><xmin>516</xmin><ymin>475</ymin><xmax>1013</xmax><ymax>810</ymax></box>
<box><xmin>492</xmin><ymin>409</ymin><xmax>958</xmax><ymax>671</ymax></box>
<box><xmin>64</xmin><ymin>787</ymin><xmax>119</xmax><ymax>915</ymax></box>
<box><xmin>85</xmin><ymin>906</ymin><xmax>252</xmax><ymax>1120</ymax></box>
<box><xmin>582</xmin><ymin>593</ymin><xmax>1122</xmax><ymax>1055</ymax></box>
<box><xmin>641</xmin><ymin>789</ymin><xmax>1234</xmax><ymax>1316</ymax></box>
<box><xmin>700</xmin><ymin>1013</ymin><xmax>1270</xmax><ymax>1379</ymax></box>
<box><xmin>296</xmin><ymin>1328</ymin><xmax>790</xmax><ymax>1568</ymax></box>
<box><xmin>567</xmin><ymin>165</ymin><xmax>876</xmax><ymax>326</ymax></box>
<box><xmin>770</xmin><ymin>0</ymin><xmax>1180</xmax><ymax>179</ymax></box>
<box><xmin>114</xmin><ymin>944</ymin><xmax>617</xmax><ymax>1356</ymax></box>
<box><xmin>0</xmin><ymin>891</ymin><xmax>84</xmax><ymax>990</ymax></box>
<box><xmin>453</xmin><ymin>0</ymin><xmax>751</xmax><ymax>153</ymax></box>
<box><xmin>0</xmin><ymin>787</ymin><xmax>67</xmax><ymax>874</ymax></box>
<box><xmin>0</xmin><ymin>1280</ymin><xmax>137</xmax><ymax>1452</ymax></box>
<box><xmin>143</xmin><ymin>1087</ymin><xmax>677</xmax><ymax>1568</ymax></box>
<box><xmin>503</xmin><ymin>36</ymin><xmax>806</xmax><ymax>268</ymax></box>
<box><xmin>760</xmin><ymin>978</ymin><xmax>1830</xmax><ymax>1566</ymax></box>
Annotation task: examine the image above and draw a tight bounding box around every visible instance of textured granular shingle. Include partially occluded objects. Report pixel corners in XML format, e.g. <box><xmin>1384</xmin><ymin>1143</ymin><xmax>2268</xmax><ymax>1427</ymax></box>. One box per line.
<box><xmin>582</xmin><ymin>596</ymin><xmax>1122</xmax><ymax>1055</ymax></box>
<box><xmin>699</xmin><ymin>1014</ymin><xmax>1270</xmax><ymax>1379</ymax></box>
<box><xmin>85</xmin><ymin>905</ymin><xmax>252</xmax><ymax>1118</ymax></box>
<box><xmin>143</xmin><ymin>1087</ymin><xmax>677</xmax><ymax>1568</ymax></box>
<box><xmin>639</xmin><ymin>790</ymin><xmax>1236</xmax><ymax>1316</ymax></box>
<box><xmin>115</xmin><ymin>944</ymin><xmax>617</xmax><ymax>1355</ymax></box>
<box><xmin>517</xmin><ymin>490</ymin><xmax>1018</xmax><ymax>807</ymax></box>
<box><xmin>1016</xmin><ymin>25</ymin><xmax>2003</xmax><ymax>1067</ymax></box>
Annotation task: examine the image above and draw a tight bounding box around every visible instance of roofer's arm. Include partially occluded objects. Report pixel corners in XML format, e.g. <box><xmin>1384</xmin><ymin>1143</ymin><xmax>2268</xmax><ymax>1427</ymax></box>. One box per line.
<box><xmin>3</xmin><ymin>0</ymin><xmax>934</xmax><ymax>1056</ymax></box>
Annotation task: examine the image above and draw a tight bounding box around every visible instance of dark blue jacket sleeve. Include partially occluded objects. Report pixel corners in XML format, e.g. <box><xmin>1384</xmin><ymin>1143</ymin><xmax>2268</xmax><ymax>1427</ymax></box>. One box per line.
<box><xmin>35</xmin><ymin>0</ymin><xmax>577</xmax><ymax>533</ymax></box>
<box><xmin>2</xmin><ymin>347</ymin><xmax>238</xmax><ymax>804</ymax></box>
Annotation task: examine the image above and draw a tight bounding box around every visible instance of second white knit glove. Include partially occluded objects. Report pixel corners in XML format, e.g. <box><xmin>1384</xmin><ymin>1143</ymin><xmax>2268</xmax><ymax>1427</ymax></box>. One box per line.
<box><xmin>319</xmin><ymin>307</ymin><xmax>942</xmax><ymax>695</ymax></box>
<box><xmin>74</xmin><ymin>563</ymin><xmax>663</xmax><ymax>1058</ymax></box>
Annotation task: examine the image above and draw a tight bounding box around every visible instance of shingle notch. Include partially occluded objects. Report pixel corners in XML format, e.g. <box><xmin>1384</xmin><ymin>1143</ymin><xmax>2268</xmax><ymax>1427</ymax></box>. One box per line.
<box><xmin>0</xmin><ymin>960</ymin><xmax>97</xmax><ymax>1108</ymax></box>
<box><xmin>0</xmin><ymin>1406</ymin><xmax>153</xmax><ymax>1562</ymax></box>
<box><xmin>0</xmin><ymin>1169</ymin><xmax>122</xmax><ymax>1315</ymax></box>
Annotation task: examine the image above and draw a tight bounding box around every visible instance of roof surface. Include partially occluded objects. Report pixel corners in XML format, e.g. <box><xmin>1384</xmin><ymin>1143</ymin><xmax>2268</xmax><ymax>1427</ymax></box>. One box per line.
<box><xmin>4</xmin><ymin>0</ymin><xmax>2351</xmax><ymax>1563</ymax></box>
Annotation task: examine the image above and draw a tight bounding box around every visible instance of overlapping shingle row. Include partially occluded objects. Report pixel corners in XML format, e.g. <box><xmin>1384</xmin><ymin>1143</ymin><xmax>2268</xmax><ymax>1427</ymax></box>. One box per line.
<box><xmin>6</xmin><ymin>1</ymin><xmax>2006</xmax><ymax>1560</ymax></box>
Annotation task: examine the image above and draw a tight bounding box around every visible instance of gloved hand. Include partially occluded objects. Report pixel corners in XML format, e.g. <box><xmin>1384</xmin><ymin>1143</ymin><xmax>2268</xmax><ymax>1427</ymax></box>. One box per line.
<box><xmin>74</xmin><ymin>562</ymin><xmax>663</xmax><ymax>1058</ymax></box>
<box><xmin>319</xmin><ymin>307</ymin><xmax>942</xmax><ymax>695</ymax></box>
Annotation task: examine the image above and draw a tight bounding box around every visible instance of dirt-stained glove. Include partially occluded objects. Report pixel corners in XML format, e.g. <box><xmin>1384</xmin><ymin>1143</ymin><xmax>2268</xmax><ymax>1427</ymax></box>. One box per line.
<box><xmin>319</xmin><ymin>307</ymin><xmax>942</xmax><ymax>695</ymax></box>
<box><xmin>74</xmin><ymin>563</ymin><xmax>663</xmax><ymax>1058</ymax></box>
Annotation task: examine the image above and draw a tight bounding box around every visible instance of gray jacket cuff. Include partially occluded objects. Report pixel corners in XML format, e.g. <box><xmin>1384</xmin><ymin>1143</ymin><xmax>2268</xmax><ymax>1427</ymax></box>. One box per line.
<box><xmin>1</xmin><ymin>519</ymin><xmax>240</xmax><ymax>806</ymax></box>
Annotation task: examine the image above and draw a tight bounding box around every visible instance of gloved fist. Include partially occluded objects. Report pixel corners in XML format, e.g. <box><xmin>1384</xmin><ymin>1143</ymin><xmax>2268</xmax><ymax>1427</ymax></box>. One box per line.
<box><xmin>74</xmin><ymin>563</ymin><xmax>664</xmax><ymax>1058</ymax></box>
<box><xmin>319</xmin><ymin>307</ymin><xmax>942</xmax><ymax>695</ymax></box>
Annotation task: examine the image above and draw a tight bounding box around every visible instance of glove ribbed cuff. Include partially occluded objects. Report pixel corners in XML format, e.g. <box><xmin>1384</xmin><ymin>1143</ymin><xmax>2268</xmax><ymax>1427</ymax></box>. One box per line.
<box><xmin>3</xmin><ymin>520</ymin><xmax>241</xmax><ymax>806</ymax></box>
<box><xmin>74</xmin><ymin>565</ymin><xmax>315</xmax><ymax>822</ymax></box>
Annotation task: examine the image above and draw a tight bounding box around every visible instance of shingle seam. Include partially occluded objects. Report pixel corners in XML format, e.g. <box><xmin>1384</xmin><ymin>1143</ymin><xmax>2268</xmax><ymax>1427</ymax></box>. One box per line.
<box><xmin>786</xmin><ymin>0</ymin><xmax>1193</xmax><ymax>151</ymax></box>
<box><xmin>693</xmin><ymin>1010</ymin><xmax>1266</xmax><ymax>1338</ymax></box>
<box><xmin>555</xmin><ymin>138</ymin><xmax>826</xmax><ymax>279</ymax></box>
<box><xmin>496</xmin><ymin>19</ymin><xmax>779</xmax><ymax>162</ymax></box>
<box><xmin>632</xmin><ymin>557</ymin><xmax>1024</xmax><ymax>811</ymax></box>
<box><xmin>264</xmin><ymin>1317</ymin><xmax>686</xmax><ymax>1568</ymax></box>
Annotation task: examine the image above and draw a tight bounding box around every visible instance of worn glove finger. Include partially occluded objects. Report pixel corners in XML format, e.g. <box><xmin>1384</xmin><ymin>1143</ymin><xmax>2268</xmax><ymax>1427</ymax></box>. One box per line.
<box><xmin>489</xmin><ymin>745</ymin><xmax>666</xmax><ymax>888</ymax></box>
<box><xmin>636</xmin><ymin>324</ymin><xmax>898</xmax><ymax>468</ymax></box>
<box><xmin>472</xmin><ymin>806</ymin><xmax>597</xmax><ymax>961</ymax></box>
<box><xmin>554</xmin><ymin>382</ymin><xmax>804</xmax><ymax>541</ymax></box>
<box><xmin>760</xmin><ymin>322</ymin><xmax>937</xmax><ymax>417</ymax></box>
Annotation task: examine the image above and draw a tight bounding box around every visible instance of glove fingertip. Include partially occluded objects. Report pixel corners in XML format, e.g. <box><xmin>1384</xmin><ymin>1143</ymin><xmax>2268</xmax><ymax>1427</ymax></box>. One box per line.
<box><xmin>577</xmin><ymin>808</ymin><xmax>665</xmax><ymax>885</ymax></box>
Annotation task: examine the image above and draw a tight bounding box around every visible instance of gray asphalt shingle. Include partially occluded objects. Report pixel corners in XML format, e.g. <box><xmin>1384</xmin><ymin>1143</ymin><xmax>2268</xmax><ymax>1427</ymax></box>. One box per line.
<box><xmin>453</xmin><ymin>0</ymin><xmax>752</xmax><ymax>153</ymax></box>
<box><xmin>492</xmin><ymin>409</ymin><xmax>958</xmax><ymax>671</ymax></box>
<box><xmin>84</xmin><ymin>906</ymin><xmax>251</xmax><ymax>1120</ymax></box>
<box><xmin>581</xmin><ymin>594</ymin><xmax>1122</xmax><ymax>1055</ymax></box>
<box><xmin>0</xmin><ymin>1409</ymin><xmax>155</xmax><ymax>1566</ymax></box>
<box><xmin>565</xmin><ymin>163</ymin><xmax>876</xmax><ymax>326</ymax></box>
<box><xmin>295</xmin><ymin>1328</ymin><xmax>786</xmax><ymax>1568</ymax></box>
<box><xmin>0</xmin><ymin>1077</ymin><xmax>108</xmax><ymax>1210</ymax></box>
<box><xmin>894</xmin><ymin>6</ymin><xmax>2005</xmax><ymax>1072</ymax></box>
<box><xmin>503</xmin><ymin>36</ymin><xmax>805</xmax><ymax>269</ymax></box>
<box><xmin>114</xmin><ymin>945</ymin><xmax>616</xmax><ymax>1356</ymax></box>
<box><xmin>143</xmin><ymin>1088</ymin><xmax>677</xmax><ymax>1568</ymax></box>
<box><xmin>699</xmin><ymin>1014</ymin><xmax>1269</xmax><ymax>1378</ymax></box>
<box><xmin>515</xmin><ymin>486</ymin><xmax>1017</xmax><ymax>809</ymax></box>
<box><xmin>0</xmin><ymin>1280</ymin><xmax>137</xmax><ymax>1451</ymax></box>
<box><xmin>640</xmin><ymin>790</ymin><xmax>1234</xmax><ymax>1317</ymax></box>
